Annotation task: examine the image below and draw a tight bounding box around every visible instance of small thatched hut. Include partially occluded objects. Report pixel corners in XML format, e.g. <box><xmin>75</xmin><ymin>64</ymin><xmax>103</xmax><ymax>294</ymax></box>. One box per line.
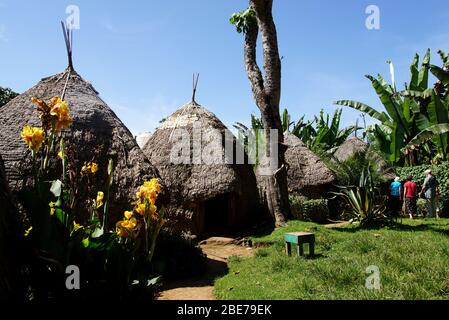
<box><xmin>333</xmin><ymin>137</ymin><xmax>395</xmax><ymax>183</ymax></box>
<box><xmin>0</xmin><ymin>67</ymin><xmax>161</xmax><ymax>223</ymax></box>
<box><xmin>143</xmin><ymin>101</ymin><xmax>260</xmax><ymax>238</ymax></box>
<box><xmin>0</xmin><ymin>155</ymin><xmax>19</xmax><ymax>300</ymax></box>
<box><xmin>333</xmin><ymin>137</ymin><xmax>369</xmax><ymax>163</ymax></box>
<box><xmin>284</xmin><ymin>132</ymin><xmax>336</xmax><ymax>198</ymax></box>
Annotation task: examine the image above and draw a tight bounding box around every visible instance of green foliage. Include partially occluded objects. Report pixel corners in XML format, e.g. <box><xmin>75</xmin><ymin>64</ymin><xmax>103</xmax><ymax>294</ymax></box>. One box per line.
<box><xmin>284</xmin><ymin>108</ymin><xmax>358</xmax><ymax>155</ymax></box>
<box><xmin>216</xmin><ymin>219</ymin><xmax>449</xmax><ymax>300</ymax></box>
<box><xmin>230</xmin><ymin>8</ymin><xmax>256</xmax><ymax>34</ymax></box>
<box><xmin>326</xmin><ymin>151</ymin><xmax>387</xmax><ymax>187</ymax></box>
<box><xmin>396</xmin><ymin>163</ymin><xmax>449</xmax><ymax>215</ymax></box>
<box><xmin>0</xmin><ymin>86</ymin><xmax>18</xmax><ymax>107</ymax></box>
<box><xmin>289</xmin><ymin>196</ymin><xmax>329</xmax><ymax>224</ymax></box>
<box><xmin>336</xmin><ymin>50</ymin><xmax>449</xmax><ymax>166</ymax></box>
<box><xmin>332</xmin><ymin>166</ymin><xmax>388</xmax><ymax>226</ymax></box>
<box><xmin>236</xmin><ymin>108</ymin><xmax>357</xmax><ymax>159</ymax></box>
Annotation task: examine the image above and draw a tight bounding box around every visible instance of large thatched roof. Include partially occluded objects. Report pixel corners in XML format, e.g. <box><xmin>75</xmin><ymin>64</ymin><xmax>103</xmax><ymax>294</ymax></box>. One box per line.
<box><xmin>333</xmin><ymin>137</ymin><xmax>369</xmax><ymax>163</ymax></box>
<box><xmin>142</xmin><ymin>101</ymin><xmax>260</xmax><ymax>235</ymax></box>
<box><xmin>0</xmin><ymin>155</ymin><xmax>19</xmax><ymax>300</ymax></box>
<box><xmin>0</xmin><ymin>69</ymin><xmax>161</xmax><ymax>223</ymax></box>
<box><xmin>284</xmin><ymin>132</ymin><xmax>336</xmax><ymax>198</ymax></box>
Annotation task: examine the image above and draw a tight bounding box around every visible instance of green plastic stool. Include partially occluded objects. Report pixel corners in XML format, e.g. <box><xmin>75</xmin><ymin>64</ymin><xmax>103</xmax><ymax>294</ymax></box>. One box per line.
<box><xmin>284</xmin><ymin>232</ymin><xmax>315</xmax><ymax>258</ymax></box>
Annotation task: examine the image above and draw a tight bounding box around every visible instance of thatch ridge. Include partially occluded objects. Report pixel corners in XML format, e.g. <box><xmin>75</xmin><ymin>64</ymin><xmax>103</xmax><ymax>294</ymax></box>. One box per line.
<box><xmin>284</xmin><ymin>132</ymin><xmax>336</xmax><ymax>198</ymax></box>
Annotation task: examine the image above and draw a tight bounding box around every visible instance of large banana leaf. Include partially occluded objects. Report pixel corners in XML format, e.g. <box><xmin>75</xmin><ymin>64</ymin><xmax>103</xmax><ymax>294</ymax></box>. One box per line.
<box><xmin>430</xmin><ymin>64</ymin><xmax>449</xmax><ymax>86</ymax></box>
<box><xmin>402</xmin><ymin>123</ymin><xmax>449</xmax><ymax>153</ymax></box>
<box><xmin>334</xmin><ymin>100</ymin><xmax>390</xmax><ymax>124</ymax></box>
<box><xmin>367</xmin><ymin>75</ymin><xmax>410</xmax><ymax>137</ymax></box>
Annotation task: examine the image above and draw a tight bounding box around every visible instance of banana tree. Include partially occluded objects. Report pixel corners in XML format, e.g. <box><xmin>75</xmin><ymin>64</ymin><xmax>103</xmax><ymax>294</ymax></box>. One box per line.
<box><xmin>401</xmin><ymin>50</ymin><xmax>449</xmax><ymax>161</ymax></box>
<box><xmin>335</xmin><ymin>50</ymin><xmax>432</xmax><ymax>166</ymax></box>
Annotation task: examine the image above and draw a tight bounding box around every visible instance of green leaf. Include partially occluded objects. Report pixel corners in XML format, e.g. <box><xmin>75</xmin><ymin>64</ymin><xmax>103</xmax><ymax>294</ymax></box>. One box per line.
<box><xmin>402</xmin><ymin>124</ymin><xmax>449</xmax><ymax>153</ymax></box>
<box><xmin>418</xmin><ymin>48</ymin><xmax>431</xmax><ymax>90</ymax></box>
<box><xmin>430</xmin><ymin>64</ymin><xmax>449</xmax><ymax>87</ymax></box>
<box><xmin>334</xmin><ymin>100</ymin><xmax>390</xmax><ymax>124</ymax></box>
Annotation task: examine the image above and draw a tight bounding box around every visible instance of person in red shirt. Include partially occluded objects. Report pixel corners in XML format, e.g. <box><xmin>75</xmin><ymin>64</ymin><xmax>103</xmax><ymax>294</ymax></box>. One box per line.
<box><xmin>403</xmin><ymin>175</ymin><xmax>418</xmax><ymax>219</ymax></box>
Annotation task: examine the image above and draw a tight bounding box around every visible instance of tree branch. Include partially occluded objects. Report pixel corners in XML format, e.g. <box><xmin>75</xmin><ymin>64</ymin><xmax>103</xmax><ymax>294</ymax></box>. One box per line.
<box><xmin>251</xmin><ymin>0</ymin><xmax>281</xmax><ymax>104</ymax></box>
<box><xmin>244</xmin><ymin>6</ymin><xmax>266</xmax><ymax>110</ymax></box>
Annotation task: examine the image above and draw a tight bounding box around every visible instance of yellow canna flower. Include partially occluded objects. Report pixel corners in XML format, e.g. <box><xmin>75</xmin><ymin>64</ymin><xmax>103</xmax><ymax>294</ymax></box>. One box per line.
<box><xmin>135</xmin><ymin>203</ymin><xmax>146</xmax><ymax>216</ymax></box>
<box><xmin>73</xmin><ymin>221</ymin><xmax>83</xmax><ymax>232</ymax></box>
<box><xmin>49</xmin><ymin>202</ymin><xmax>56</xmax><ymax>216</ymax></box>
<box><xmin>24</xmin><ymin>226</ymin><xmax>33</xmax><ymax>237</ymax></box>
<box><xmin>90</xmin><ymin>162</ymin><xmax>98</xmax><ymax>174</ymax></box>
<box><xmin>21</xmin><ymin>126</ymin><xmax>45</xmax><ymax>152</ymax></box>
<box><xmin>96</xmin><ymin>191</ymin><xmax>104</xmax><ymax>208</ymax></box>
<box><xmin>50</xmin><ymin>97</ymin><xmax>72</xmax><ymax>132</ymax></box>
<box><xmin>81</xmin><ymin>162</ymin><xmax>99</xmax><ymax>175</ymax></box>
<box><xmin>116</xmin><ymin>218</ymin><xmax>138</xmax><ymax>239</ymax></box>
<box><xmin>124</xmin><ymin>211</ymin><xmax>133</xmax><ymax>220</ymax></box>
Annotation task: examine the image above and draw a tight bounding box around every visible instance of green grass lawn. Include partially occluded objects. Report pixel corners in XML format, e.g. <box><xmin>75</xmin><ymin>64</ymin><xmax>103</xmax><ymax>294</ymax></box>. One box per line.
<box><xmin>215</xmin><ymin>219</ymin><xmax>449</xmax><ymax>300</ymax></box>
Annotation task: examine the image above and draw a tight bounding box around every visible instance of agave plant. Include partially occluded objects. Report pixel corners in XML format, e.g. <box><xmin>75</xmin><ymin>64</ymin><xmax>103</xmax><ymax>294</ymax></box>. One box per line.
<box><xmin>332</xmin><ymin>167</ymin><xmax>388</xmax><ymax>226</ymax></box>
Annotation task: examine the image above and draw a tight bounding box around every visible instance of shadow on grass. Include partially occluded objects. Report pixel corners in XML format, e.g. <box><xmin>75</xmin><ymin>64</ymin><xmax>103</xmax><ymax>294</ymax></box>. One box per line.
<box><xmin>331</xmin><ymin>219</ymin><xmax>449</xmax><ymax>236</ymax></box>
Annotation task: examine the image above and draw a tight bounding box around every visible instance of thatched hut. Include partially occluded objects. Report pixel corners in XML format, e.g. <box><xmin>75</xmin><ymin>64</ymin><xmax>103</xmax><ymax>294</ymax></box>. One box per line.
<box><xmin>142</xmin><ymin>101</ymin><xmax>260</xmax><ymax>238</ymax></box>
<box><xmin>0</xmin><ymin>67</ymin><xmax>161</xmax><ymax>223</ymax></box>
<box><xmin>333</xmin><ymin>137</ymin><xmax>369</xmax><ymax>163</ymax></box>
<box><xmin>0</xmin><ymin>155</ymin><xmax>19</xmax><ymax>300</ymax></box>
<box><xmin>284</xmin><ymin>132</ymin><xmax>336</xmax><ymax>198</ymax></box>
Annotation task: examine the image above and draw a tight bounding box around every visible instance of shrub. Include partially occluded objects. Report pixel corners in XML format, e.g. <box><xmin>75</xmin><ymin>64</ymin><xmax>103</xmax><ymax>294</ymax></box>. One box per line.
<box><xmin>290</xmin><ymin>195</ymin><xmax>329</xmax><ymax>224</ymax></box>
<box><xmin>396</xmin><ymin>164</ymin><xmax>449</xmax><ymax>216</ymax></box>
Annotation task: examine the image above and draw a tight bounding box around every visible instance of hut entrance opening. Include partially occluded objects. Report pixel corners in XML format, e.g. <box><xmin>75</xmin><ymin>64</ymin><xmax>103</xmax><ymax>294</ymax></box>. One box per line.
<box><xmin>203</xmin><ymin>193</ymin><xmax>233</xmax><ymax>236</ymax></box>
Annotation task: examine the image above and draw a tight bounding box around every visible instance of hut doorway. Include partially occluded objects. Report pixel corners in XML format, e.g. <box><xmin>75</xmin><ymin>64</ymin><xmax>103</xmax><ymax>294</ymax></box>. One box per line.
<box><xmin>203</xmin><ymin>193</ymin><xmax>232</xmax><ymax>235</ymax></box>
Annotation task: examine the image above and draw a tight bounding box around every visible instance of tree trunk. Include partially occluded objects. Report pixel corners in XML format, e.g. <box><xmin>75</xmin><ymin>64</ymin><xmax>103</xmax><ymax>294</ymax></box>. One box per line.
<box><xmin>243</xmin><ymin>0</ymin><xmax>290</xmax><ymax>226</ymax></box>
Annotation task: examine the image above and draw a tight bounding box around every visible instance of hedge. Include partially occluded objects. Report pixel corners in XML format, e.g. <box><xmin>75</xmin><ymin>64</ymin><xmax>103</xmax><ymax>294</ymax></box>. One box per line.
<box><xmin>289</xmin><ymin>196</ymin><xmax>329</xmax><ymax>223</ymax></box>
<box><xmin>396</xmin><ymin>163</ymin><xmax>449</xmax><ymax>215</ymax></box>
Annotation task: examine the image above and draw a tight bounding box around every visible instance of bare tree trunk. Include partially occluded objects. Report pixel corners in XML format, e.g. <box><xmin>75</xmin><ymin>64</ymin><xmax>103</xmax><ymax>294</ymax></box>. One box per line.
<box><xmin>244</xmin><ymin>0</ymin><xmax>290</xmax><ymax>226</ymax></box>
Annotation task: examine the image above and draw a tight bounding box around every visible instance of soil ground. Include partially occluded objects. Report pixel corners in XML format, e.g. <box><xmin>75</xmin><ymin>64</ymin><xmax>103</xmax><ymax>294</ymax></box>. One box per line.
<box><xmin>156</xmin><ymin>237</ymin><xmax>254</xmax><ymax>300</ymax></box>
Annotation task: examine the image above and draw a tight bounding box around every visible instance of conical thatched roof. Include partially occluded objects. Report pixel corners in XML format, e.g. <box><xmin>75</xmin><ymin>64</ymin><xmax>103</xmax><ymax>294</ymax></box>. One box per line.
<box><xmin>143</xmin><ymin>101</ymin><xmax>260</xmax><ymax>236</ymax></box>
<box><xmin>333</xmin><ymin>137</ymin><xmax>394</xmax><ymax>179</ymax></box>
<box><xmin>0</xmin><ymin>155</ymin><xmax>19</xmax><ymax>300</ymax></box>
<box><xmin>284</xmin><ymin>132</ymin><xmax>336</xmax><ymax>198</ymax></box>
<box><xmin>0</xmin><ymin>69</ymin><xmax>161</xmax><ymax>223</ymax></box>
<box><xmin>333</xmin><ymin>137</ymin><xmax>369</xmax><ymax>163</ymax></box>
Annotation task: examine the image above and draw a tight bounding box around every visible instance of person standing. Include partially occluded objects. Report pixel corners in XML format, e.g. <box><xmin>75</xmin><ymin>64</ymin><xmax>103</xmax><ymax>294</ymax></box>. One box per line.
<box><xmin>403</xmin><ymin>175</ymin><xmax>418</xmax><ymax>219</ymax></box>
<box><xmin>420</xmin><ymin>169</ymin><xmax>439</xmax><ymax>218</ymax></box>
<box><xmin>389</xmin><ymin>177</ymin><xmax>402</xmax><ymax>216</ymax></box>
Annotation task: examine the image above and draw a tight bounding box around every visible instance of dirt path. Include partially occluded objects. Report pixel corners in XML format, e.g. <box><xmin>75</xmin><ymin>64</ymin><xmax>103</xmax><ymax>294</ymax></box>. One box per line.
<box><xmin>156</xmin><ymin>237</ymin><xmax>254</xmax><ymax>300</ymax></box>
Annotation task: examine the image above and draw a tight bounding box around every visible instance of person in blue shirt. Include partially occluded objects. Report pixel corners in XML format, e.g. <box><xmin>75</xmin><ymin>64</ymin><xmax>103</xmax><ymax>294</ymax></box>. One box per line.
<box><xmin>389</xmin><ymin>177</ymin><xmax>403</xmax><ymax>216</ymax></box>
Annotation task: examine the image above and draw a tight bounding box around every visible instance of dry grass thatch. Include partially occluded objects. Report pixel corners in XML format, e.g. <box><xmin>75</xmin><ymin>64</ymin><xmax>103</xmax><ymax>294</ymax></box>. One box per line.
<box><xmin>284</xmin><ymin>132</ymin><xmax>336</xmax><ymax>198</ymax></box>
<box><xmin>333</xmin><ymin>137</ymin><xmax>369</xmax><ymax>163</ymax></box>
<box><xmin>0</xmin><ymin>69</ymin><xmax>161</xmax><ymax>223</ymax></box>
<box><xmin>142</xmin><ymin>101</ymin><xmax>260</xmax><ymax>236</ymax></box>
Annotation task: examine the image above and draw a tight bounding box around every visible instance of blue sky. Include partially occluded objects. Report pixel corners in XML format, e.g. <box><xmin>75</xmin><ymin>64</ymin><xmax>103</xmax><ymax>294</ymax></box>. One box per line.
<box><xmin>1</xmin><ymin>0</ymin><xmax>448</xmax><ymax>136</ymax></box>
